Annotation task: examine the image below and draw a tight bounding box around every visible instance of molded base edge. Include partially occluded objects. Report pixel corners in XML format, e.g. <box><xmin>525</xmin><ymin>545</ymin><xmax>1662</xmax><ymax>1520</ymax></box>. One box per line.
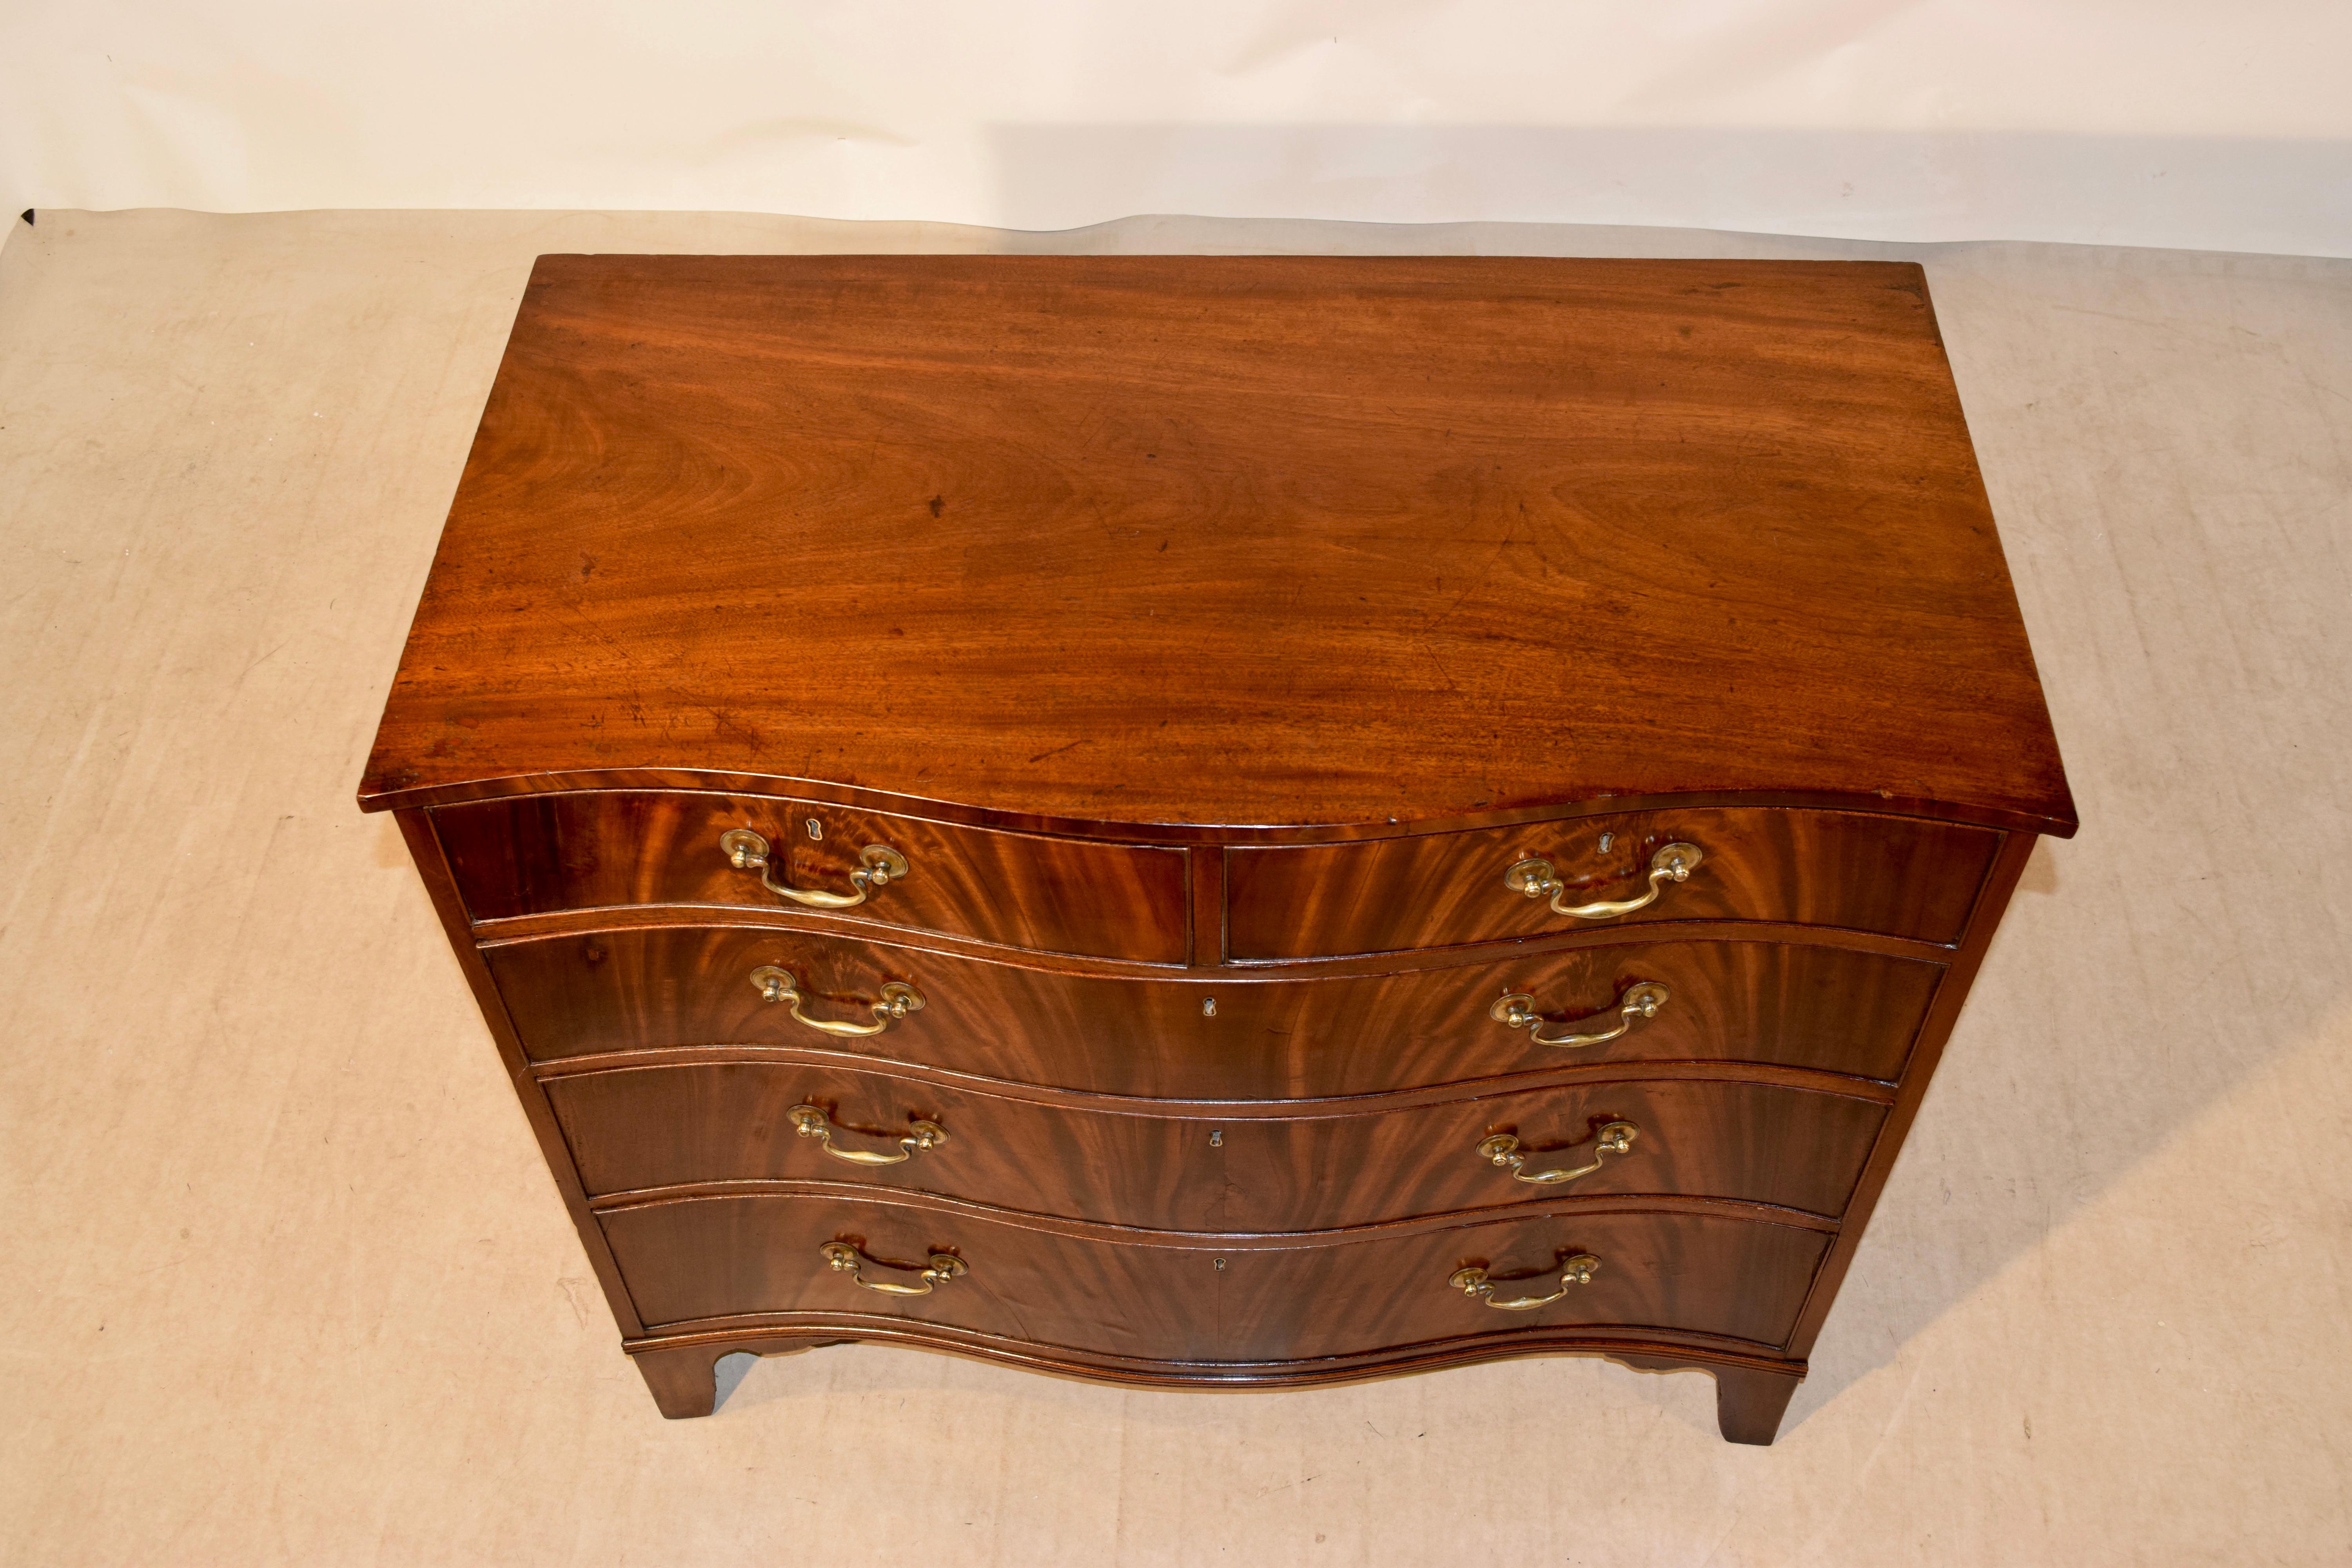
<box><xmin>623</xmin><ymin>1326</ymin><xmax>1808</xmax><ymax>1445</ymax></box>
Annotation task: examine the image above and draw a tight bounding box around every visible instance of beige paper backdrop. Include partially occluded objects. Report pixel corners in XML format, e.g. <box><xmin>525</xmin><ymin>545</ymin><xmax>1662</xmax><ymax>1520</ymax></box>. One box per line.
<box><xmin>4</xmin><ymin>2</ymin><xmax>2352</xmax><ymax>255</ymax></box>
<box><xmin>1</xmin><ymin>207</ymin><xmax>2348</xmax><ymax>1564</ymax></box>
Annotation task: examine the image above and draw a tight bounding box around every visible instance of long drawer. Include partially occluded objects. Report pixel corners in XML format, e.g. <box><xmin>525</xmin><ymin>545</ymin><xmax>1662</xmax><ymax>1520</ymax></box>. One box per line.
<box><xmin>546</xmin><ymin>1061</ymin><xmax>1886</xmax><ymax>1227</ymax></box>
<box><xmin>599</xmin><ymin>1193</ymin><xmax>1833</xmax><ymax>1358</ymax></box>
<box><xmin>1226</xmin><ymin>806</ymin><xmax>2002</xmax><ymax>958</ymax></box>
<box><xmin>487</xmin><ymin>925</ymin><xmax>1945</xmax><ymax>1093</ymax></box>
<box><xmin>434</xmin><ymin>792</ymin><xmax>1191</xmax><ymax>963</ymax></box>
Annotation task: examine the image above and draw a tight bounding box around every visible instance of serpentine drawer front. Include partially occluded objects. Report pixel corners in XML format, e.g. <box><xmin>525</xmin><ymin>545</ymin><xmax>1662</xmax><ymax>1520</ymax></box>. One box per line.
<box><xmin>360</xmin><ymin>255</ymin><xmax>2076</xmax><ymax>1444</ymax></box>
<box><xmin>483</xmin><ymin>924</ymin><xmax>1947</xmax><ymax>1091</ymax></box>
<box><xmin>597</xmin><ymin>1194</ymin><xmax>1835</xmax><ymax>1363</ymax></box>
<box><xmin>436</xmin><ymin>791</ymin><xmax>1191</xmax><ymax>963</ymax></box>
<box><xmin>543</xmin><ymin>1061</ymin><xmax>1890</xmax><ymax>1227</ymax></box>
<box><xmin>1224</xmin><ymin>807</ymin><xmax>2004</xmax><ymax>958</ymax></box>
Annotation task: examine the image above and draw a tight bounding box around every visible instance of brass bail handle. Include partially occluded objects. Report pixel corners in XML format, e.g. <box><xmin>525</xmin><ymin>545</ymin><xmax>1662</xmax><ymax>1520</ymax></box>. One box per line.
<box><xmin>750</xmin><ymin>966</ymin><xmax>926</xmax><ymax>1037</ymax></box>
<box><xmin>720</xmin><ymin>828</ymin><xmax>909</xmax><ymax>909</ymax></box>
<box><xmin>789</xmin><ymin>1103</ymin><xmax>948</xmax><ymax>1167</ymax></box>
<box><xmin>819</xmin><ymin>1241</ymin><xmax>966</xmax><ymax>1297</ymax></box>
<box><xmin>1505</xmin><ymin>842</ymin><xmax>1703</xmax><ymax>920</ymax></box>
<box><xmin>1450</xmin><ymin>1252</ymin><xmax>1602</xmax><ymax>1312</ymax></box>
<box><xmin>1491</xmin><ymin>981</ymin><xmax>1671</xmax><ymax>1050</ymax></box>
<box><xmin>1477</xmin><ymin>1121</ymin><xmax>1638</xmax><ymax>1186</ymax></box>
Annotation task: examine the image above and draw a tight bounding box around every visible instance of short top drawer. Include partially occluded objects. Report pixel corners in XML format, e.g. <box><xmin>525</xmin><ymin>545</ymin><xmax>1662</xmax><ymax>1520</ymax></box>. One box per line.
<box><xmin>434</xmin><ymin>792</ymin><xmax>1189</xmax><ymax>964</ymax></box>
<box><xmin>1225</xmin><ymin>806</ymin><xmax>2000</xmax><ymax>959</ymax></box>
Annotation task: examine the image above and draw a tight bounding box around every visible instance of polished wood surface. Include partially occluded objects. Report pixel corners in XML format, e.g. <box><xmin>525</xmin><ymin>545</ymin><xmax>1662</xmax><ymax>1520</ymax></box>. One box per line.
<box><xmin>392</xmin><ymin>808</ymin><xmax>648</xmax><ymax>1338</ymax></box>
<box><xmin>545</xmin><ymin>1062</ymin><xmax>1887</xmax><ymax>1227</ymax></box>
<box><xmin>360</xmin><ymin>256</ymin><xmax>2074</xmax><ymax>838</ymax></box>
<box><xmin>597</xmin><ymin>1192</ymin><xmax>1833</xmax><ymax>1359</ymax></box>
<box><xmin>362</xmin><ymin>257</ymin><xmax>2077</xmax><ymax>1443</ymax></box>
<box><xmin>1782</xmin><ymin>827</ymin><xmax>2040</xmax><ymax>1362</ymax></box>
<box><xmin>486</xmin><ymin>922</ymin><xmax>1946</xmax><ymax>1091</ymax></box>
<box><xmin>1227</xmin><ymin>806</ymin><xmax>2000</xmax><ymax>958</ymax></box>
<box><xmin>1697</xmin><ymin>1363</ymin><xmax>1805</xmax><ymax>1448</ymax></box>
<box><xmin>434</xmin><ymin>791</ymin><xmax>1189</xmax><ymax>962</ymax></box>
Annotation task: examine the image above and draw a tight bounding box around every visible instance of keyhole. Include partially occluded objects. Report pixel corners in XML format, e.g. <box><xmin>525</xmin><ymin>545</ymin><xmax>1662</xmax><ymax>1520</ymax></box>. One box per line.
<box><xmin>1209</xmin><ymin>1128</ymin><xmax>1223</xmax><ymax>1147</ymax></box>
<box><xmin>1201</xmin><ymin>996</ymin><xmax>1217</xmax><ymax>1017</ymax></box>
<box><xmin>1598</xmin><ymin>832</ymin><xmax>1614</xmax><ymax>853</ymax></box>
<box><xmin>805</xmin><ymin>818</ymin><xmax>825</xmax><ymax>841</ymax></box>
<box><xmin>1213</xmin><ymin>1257</ymin><xmax>1227</xmax><ymax>1272</ymax></box>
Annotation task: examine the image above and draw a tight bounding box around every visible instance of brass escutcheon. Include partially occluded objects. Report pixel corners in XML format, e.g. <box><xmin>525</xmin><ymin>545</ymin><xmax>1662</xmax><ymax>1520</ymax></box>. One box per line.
<box><xmin>1504</xmin><ymin>841</ymin><xmax>1703</xmax><ymax>920</ymax></box>
<box><xmin>720</xmin><ymin>828</ymin><xmax>909</xmax><ymax>909</ymax></box>
<box><xmin>1450</xmin><ymin>1252</ymin><xmax>1603</xmax><ymax>1312</ymax></box>
<box><xmin>1490</xmin><ymin>980</ymin><xmax>1671</xmax><ymax>1050</ymax></box>
<box><xmin>750</xmin><ymin>966</ymin><xmax>926</xmax><ymax>1037</ymax></box>
<box><xmin>1477</xmin><ymin>1120</ymin><xmax>1639</xmax><ymax>1186</ymax></box>
<box><xmin>819</xmin><ymin>1241</ymin><xmax>967</xmax><ymax>1297</ymax></box>
<box><xmin>788</xmin><ymin>1103</ymin><xmax>948</xmax><ymax>1167</ymax></box>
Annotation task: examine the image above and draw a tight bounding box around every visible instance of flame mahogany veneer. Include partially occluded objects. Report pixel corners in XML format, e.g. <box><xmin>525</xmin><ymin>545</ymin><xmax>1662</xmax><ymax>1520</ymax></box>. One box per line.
<box><xmin>361</xmin><ymin>255</ymin><xmax>2075</xmax><ymax>1444</ymax></box>
<box><xmin>481</xmin><ymin>920</ymin><xmax>1946</xmax><ymax>1089</ymax></box>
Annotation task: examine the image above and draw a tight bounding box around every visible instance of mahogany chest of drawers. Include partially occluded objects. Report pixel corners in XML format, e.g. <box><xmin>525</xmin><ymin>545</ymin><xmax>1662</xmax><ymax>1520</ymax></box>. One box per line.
<box><xmin>361</xmin><ymin>254</ymin><xmax>2075</xmax><ymax>1444</ymax></box>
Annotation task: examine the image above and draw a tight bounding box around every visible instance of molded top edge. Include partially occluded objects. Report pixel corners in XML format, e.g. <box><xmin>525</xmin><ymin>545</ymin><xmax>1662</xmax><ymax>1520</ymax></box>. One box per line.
<box><xmin>363</xmin><ymin>255</ymin><xmax>2076</xmax><ymax>842</ymax></box>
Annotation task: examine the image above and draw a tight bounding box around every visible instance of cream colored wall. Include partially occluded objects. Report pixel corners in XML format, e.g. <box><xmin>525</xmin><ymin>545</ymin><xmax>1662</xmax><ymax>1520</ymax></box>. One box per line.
<box><xmin>4</xmin><ymin>2</ymin><xmax>2350</xmax><ymax>254</ymax></box>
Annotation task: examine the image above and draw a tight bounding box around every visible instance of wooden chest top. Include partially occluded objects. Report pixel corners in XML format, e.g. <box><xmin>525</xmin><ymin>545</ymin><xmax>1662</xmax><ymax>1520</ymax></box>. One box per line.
<box><xmin>361</xmin><ymin>255</ymin><xmax>2074</xmax><ymax>837</ymax></box>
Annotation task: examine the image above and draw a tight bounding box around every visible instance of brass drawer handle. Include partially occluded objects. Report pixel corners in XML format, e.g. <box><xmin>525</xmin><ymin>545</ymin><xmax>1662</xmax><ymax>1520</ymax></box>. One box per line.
<box><xmin>1505</xmin><ymin>842</ymin><xmax>1702</xmax><ymax>920</ymax></box>
<box><xmin>1478</xmin><ymin>1121</ymin><xmax>1637</xmax><ymax>1186</ymax></box>
<box><xmin>720</xmin><ymin>828</ymin><xmax>909</xmax><ymax>909</ymax></box>
<box><xmin>1449</xmin><ymin>1252</ymin><xmax>1602</xmax><ymax>1311</ymax></box>
<box><xmin>749</xmin><ymin>966</ymin><xmax>926</xmax><ymax>1037</ymax></box>
<box><xmin>820</xmin><ymin>1241</ymin><xmax>966</xmax><ymax>1297</ymax></box>
<box><xmin>789</xmin><ymin>1103</ymin><xmax>948</xmax><ymax>1166</ymax></box>
<box><xmin>1490</xmin><ymin>981</ymin><xmax>1670</xmax><ymax>1049</ymax></box>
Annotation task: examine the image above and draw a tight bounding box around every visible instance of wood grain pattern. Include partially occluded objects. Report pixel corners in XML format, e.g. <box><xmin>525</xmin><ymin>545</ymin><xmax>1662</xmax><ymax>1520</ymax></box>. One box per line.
<box><xmin>434</xmin><ymin>791</ymin><xmax>1189</xmax><ymax>962</ymax></box>
<box><xmin>1782</xmin><ymin>826</ymin><xmax>2040</xmax><ymax>1361</ymax></box>
<box><xmin>1227</xmin><ymin>806</ymin><xmax>2000</xmax><ymax>958</ymax></box>
<box><xmin>1685</xmin><ymin>1360</ymin><xmax>1805</xmax><ymax>1447</ymax></box>
<box><xmin>485</xmin><ymin>923</ymin><xmax>1946</xmax><ymax>1092</ymax></box>
<box><xmin>359</xmin><ymin>256</ymin><xmax>2075</xmax><ymax>838</ymax></box>
<box><xmin>390</xmin><ymin>809</ymin><xmax>648</xmax><ymax>1337</ymax></box>
<box><xmin>597</xmin><ymin>1192</ymin><xmax>1833</xmax><ymax>1360</ymax></box>
<box><xmin>358</xmin><ymin>257</ymin><xmax>2077</xmax><ymax>1443</ymax></box>
<box><xmin>544</xmin><ymin>1062</ymin><xmax>1887</xmax><ymax>1227</ymax></box>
